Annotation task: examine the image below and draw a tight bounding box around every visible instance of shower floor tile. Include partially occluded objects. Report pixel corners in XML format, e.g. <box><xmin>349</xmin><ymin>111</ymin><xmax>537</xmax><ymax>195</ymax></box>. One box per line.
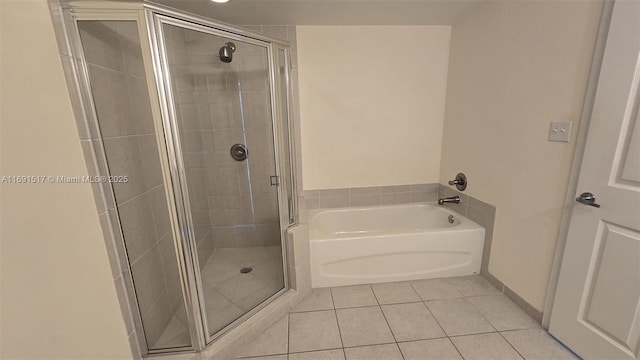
<box><xmin>154</xmin><ymin>245</ymin><xmax>285</xmax><ymax>348</ymax></box>
<box><xmin>202</xmin><ymin>245</ymin><xmax>284</xmax><ymax>333</ymax></box>
<box><xmin>234</xmin><ymin>275</ymin><xmax>579</xmax><ymax>360</ymax></box>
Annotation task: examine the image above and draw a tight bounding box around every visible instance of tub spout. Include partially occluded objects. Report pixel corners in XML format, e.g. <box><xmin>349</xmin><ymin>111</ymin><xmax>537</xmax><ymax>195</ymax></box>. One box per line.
<box><xmin>438</xmin><ymin>196</ymin><xmax>460</xmax><ymax>205</ymax></box>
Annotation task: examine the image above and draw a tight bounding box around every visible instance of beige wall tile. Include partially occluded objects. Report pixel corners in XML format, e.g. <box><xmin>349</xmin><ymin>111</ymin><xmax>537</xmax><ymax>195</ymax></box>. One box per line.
<box><xmin>131</xmin><ymin>245</ymin><xmax>166</xmax><ymax>316</ymax></box>
<box><xmin>118</xmin><ymin>193</ymin><xmax>157</xmax><ymax>263</ymax></box>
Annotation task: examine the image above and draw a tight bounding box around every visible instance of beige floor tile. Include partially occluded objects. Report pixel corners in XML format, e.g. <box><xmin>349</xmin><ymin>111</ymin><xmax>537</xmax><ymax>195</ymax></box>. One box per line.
<box><xmin>292</xmin><ymin>288</ymin><xmax>334</xmax><ymax>312</ymax></box>
<box><xmin>344</xmin><ymin>344</ymin><xmax>403</xmax><ymax>360</ymax></box>
<box><xmin>209</xmin><ymin>247</ymin><xmax>250</xmax><ymax>267</ymax></box>
<box><xmin>425</xmin><ymin>298</ymin><xmax>494</xmax><ymax>336</ymax></box>
<box><xmin>206</xmin><ymin>303</ymin><xmax>244</xmax><ymax>335</ymax></box>
<box><xmin>154</xmin><ymin>315</ymin><xmax>190</xmax><ymax>349</ymax></box>
<box><xmin>289</xmin><ymin>310</ymin><xmax>342</xmax><ymax>353</ymax></box>
<box><xmin>236</xmin><ymin>355</ymin><xmax>287</xmax><ymax>360</ymax></box>
<box><xmin>467</xmin><ymin>294</ymin><xmax>540</xmax><ymax>331</ymax></box>
<box><xmin>398</xmin><ymin>338</ymin><xmax>463</xmax><ymax>360</ymax></box>
<box><xmin>371</xmin><ymin>282</ymin><xmax>421</xmax><ymax>304</ymax></box>
<box><xmin>331</xmin><ymin>285</ymin><xmax>378</xmax><ymax>309</ymax></box>
<box><xmin>336</xmin><ymin>307</ymin><xmax>394</xmax><ymax>347</ymax></box>
<box><xmin>451</xmin><ymin>275</ymin><xmax>501</xmax><ymax>296</ymax></box>
<box><xmin>202</xmin><ymin>283</ymin><xmax>234</xmax><ymax>313</ymax></box>
<box><xmin>214</xmin><ymin>273</ymin><xmax>265</xmax><ymax>302</ymax></box>
<box><xmin>289</xmin><ymin>349</ymin><xmax>346</xmax><ymax>360</ymax></box>
<box><xmin>201</xmin><ymin>258</ymin><xmax>241</xmax><ymax>286</ymax></box>
<box><xmin>228</xmin><ymin>277</ymin><xmax>574</xmax><ymax>360</ymax></box>
<box><xmin>410</xmin><ymin>278</ymin><xmax>464</xmax><ymax>301</ymax></box>
<box><xmin>381</xmin><ymin>302</ymin><xmax>445</xmax><ymax>341</ymax></box>
<box><xmin>501</xmin><ymin>329</ymin><xmax>578</xmax><ymax>360</ymax></box>
<box><xmin>245</xmin><ymin>246</ymin><xmax>282</xmax><ymax>266</ymax></box>
<box><xmin>235</xmin><ymin>277</ymin><xmax>284</xmax><ymax>312</ymax></box>
<box><xmin>236</xmin><ymin>315</ymin><xmax>288</xmax><ymax>358</ymax></box>
<box><xmin>252</xmin><ymin>258</ymin><xmax>285</xmax><ymax>280</ymax></box>
<box><xmin>450</xmin><ymin>333</ymin><xmax>523</xmax><ymax>360</ymax></box>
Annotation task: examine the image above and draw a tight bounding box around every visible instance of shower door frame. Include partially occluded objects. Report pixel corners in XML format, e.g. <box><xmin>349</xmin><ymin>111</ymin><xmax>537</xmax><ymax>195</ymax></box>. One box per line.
<box><xmin>145</xmin><ymin>4</ymin><xmax>295</xmax><ymax>349</ymax></box>
<box><xmin>59</xmin><ymin>3</ymin><xmax>189</xmax><ymax>355</ymax></box>
<box><xmin>57</xmin><ymin>0</ymin><xmax>297</xmax><ymax>355</ymax></box>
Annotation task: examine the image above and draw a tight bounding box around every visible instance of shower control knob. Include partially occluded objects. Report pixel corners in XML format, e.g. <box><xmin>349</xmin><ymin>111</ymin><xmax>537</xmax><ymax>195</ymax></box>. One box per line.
<box><xmin>448</xmin><ymin>173</ymin><xmax>467</xmax><ymax>191</ymax></box>
<box><xmin>230</xmin><ymin>144</ymin><xmax>248</xmax><ymax>161</ymax></box>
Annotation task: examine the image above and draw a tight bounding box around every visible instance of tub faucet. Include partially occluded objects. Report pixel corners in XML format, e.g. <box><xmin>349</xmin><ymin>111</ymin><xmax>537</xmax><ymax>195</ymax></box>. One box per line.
<box><xmin>438</xmin><ymin>196</ymin><xmax>460</xmax><ymax>205</ymax></box>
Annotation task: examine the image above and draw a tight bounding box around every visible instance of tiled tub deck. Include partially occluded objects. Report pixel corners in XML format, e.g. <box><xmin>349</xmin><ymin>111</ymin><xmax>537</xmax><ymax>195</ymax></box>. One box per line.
<box><xmin>233</xmin><ymin>276</ymin><xmax>576</xmax><ymax>360</ymax></box>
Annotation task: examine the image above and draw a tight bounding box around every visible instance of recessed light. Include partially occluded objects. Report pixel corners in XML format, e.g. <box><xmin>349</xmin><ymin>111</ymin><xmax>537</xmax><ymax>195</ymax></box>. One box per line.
<box><xmin>211</xmin><ymin>0</ymin><xmax>229</xmax><ymax>3</ymax></box>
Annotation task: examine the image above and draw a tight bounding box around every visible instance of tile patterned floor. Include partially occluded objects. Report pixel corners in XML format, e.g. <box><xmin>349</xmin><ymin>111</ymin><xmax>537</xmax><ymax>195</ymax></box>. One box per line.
<box><xmin>201</xmin><ymin>245</ymin><xmax>285</xmax><ymax>333</ymax></box>
<box><xmin>234</xmin><ymin>276</ymin><xmax>578</xmax><ymax>360</ymax></box>
<box><xmin>155</xmin><ymin>246</ymin><xmax>285</xmax><ymax>348</ymax></box>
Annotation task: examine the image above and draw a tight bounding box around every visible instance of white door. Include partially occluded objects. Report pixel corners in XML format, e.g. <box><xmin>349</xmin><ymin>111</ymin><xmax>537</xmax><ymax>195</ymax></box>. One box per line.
<box><xmin>549</xmin><ymin>1</ymin><xmax>640</xmax><ymax>359</ymax></box>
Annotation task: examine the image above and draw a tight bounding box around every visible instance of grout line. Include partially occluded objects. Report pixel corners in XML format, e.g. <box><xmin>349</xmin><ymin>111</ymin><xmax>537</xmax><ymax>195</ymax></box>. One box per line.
<box><xmin>465</xmin><ymin>295</ymin><xmax>499</xmax><ymax>332</ymax></box>
<box><xmin>289</xmin><ymin>306</ymin><xmax>338</xmax><ymax>314</ymax></box>
<box><xmin>286</xmin><ymin>346</ymin><xmax>344</xmax><ymax>355</ymax></box>
<box><xmin>341</xmin><ymin>341</ymin><xmax>398</xmax><ymax>349</ymax></box>
<box><xmin>139</xmin><ymin>288</ymin><xmax>168</xmax><ymax>322</ymax></box>
<box><xmin>420</xmin><ymin>301</ymin><xmax>448</xmax><ymax>337</ymax></box>
<box><xmin>286</xmin><ymin>279</ymin><xmax>545</xmax><ymax>358</ymax></box>
<box><xmin>395</xmin><ymin>336</ymin><xmax>449</xmax><ymax>345</ymax></box>
<box><xmin>286</xmin><ymin>312</ymin><xmax>290</xmax><ymax>355</ymax></box>
<box><xmin>408</xmin><ymin>281</ymin><xmax>429</xmax><ymax>302</ymax></box>
<box><xmin>328</xmin><ymin>287</ymin><xmax>347</xmax><ymax>359</ymax></box>
<box><xmin>448</xmin><ymin>336</ymin><xmax>466</xmax><ymax>360</ymax></box>
<box><xmin>421</xmin><ymin>301</ymin><xmax>453</xmax><ymax>342</ymax></box>
<box><xmin>367</xmin><ymin>284</ymin><xmax>407</xmax><ymax>360</ymax></box>
<box><xmin>128</xmin><ymin>232</ymin><xmax>165</xmax><ymax>267</ymax></box>
<box><xmin>462</xmin><ymin>296</ymin><xmax>500</xmax><ymax>334</ymax></box>
<box><xmin>395</xmin><ymin>341</ymin><xmax>406</xmax><ymax>360</ymax></box>
<box><xmin>290</xmin><ymin>303</ymin><xmax>400</xmax><ymax>314</ymax></box>
<box><xmin>85</xmin><ymin>61</ymin><xmax>148</xmax><ymax>81</ymax></box>
<box><xmin>114</xmin><ymin>182</ymin><xmax>165</xmax><ymax>212</ymax></box>
<box><xmin>447</xmin><ymin>329</ymin><xmax>500</xmax><ymax>338</ymax></box>
<box><xmin>497</xmin><ymin>331</ymin><xmax>526</xmax><ymax>359</ymax></box>
<box><xmin>370</xmin><ymin>286</ymin><xmax>399</xmax><ymax>345</ymax></box>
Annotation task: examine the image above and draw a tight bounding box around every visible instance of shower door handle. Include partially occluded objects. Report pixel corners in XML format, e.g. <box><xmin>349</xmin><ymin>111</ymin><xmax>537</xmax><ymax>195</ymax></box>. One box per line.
<box><xmin>270</xmin><ymin>176</ymin><xmax>279</xmax><ymax>186</ymax></box>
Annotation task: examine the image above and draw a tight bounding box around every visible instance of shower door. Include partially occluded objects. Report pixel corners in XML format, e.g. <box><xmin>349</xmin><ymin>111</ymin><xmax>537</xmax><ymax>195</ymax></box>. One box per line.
<box><xmin>153</xmin><ymin>16</ymin><xmax>288</xmax><ymax>341</ymax></box>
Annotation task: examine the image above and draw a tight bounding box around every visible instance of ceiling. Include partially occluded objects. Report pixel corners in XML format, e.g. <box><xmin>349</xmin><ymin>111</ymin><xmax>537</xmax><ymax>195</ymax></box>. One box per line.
<box><xmin>152</xmin><ymin>0</ymin><xmax>488</xmax><ymax>25</ymax></box>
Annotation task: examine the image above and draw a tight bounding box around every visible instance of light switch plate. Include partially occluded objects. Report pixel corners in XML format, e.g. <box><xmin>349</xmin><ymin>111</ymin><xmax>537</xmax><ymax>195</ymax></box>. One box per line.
<box><xmin>549</xmin><ymin>121</ymin><xmax>572</xmax><ymax>142</ymax></box>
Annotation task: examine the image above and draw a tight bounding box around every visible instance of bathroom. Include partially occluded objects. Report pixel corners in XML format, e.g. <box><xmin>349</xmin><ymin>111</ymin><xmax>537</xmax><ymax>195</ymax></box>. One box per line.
<box><xmin>2</xmin><ymin>0</ymin><xmax>639</xmax><ymax>359</ymax></box>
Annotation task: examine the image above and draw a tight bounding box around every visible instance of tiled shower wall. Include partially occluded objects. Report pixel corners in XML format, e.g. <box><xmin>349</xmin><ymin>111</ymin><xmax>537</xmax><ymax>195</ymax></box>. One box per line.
<box><xmin>437</xmin><ymin>185</ymin><xmax>496</xmax><ymax>276</ymax></box>
<box><xmin>305</xmin><ymin>183</ymin><xmax>440</xmax><ymax>209</ymax></box>
<box><xmin>244</xmin><ymin>25</ymin><xmax>307</xmax><ymax>220</ymax></box>
<box><xmin>167</xmin><ymin>24</ymin><xmax>285</xmax><ymax>253</ymax></box>
<box><xmin>163</xmin><ymin>25</ymin><xmax>215</xmax><ymax>268</ymax></box>
<box><xmin>78</xmin><ymin>21</ymin><xmax>186</xmax><ymax>349</ymax></box>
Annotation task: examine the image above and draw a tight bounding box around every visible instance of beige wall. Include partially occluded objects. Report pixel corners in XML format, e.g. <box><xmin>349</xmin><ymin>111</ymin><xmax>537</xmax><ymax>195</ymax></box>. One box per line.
<box><xmin>440</xmin><ymin>0</ymin><xmax>603</xmax><ymax>311</ymax></box>
<box><xmin>297</xmin><ymin>26</ymin><xmax>451</xmax><ymax>190</ymax></box>
<box><xmin>0</xmin><ymin>0</ymin><xmax>132</xmax><ymax>358</ymax></box>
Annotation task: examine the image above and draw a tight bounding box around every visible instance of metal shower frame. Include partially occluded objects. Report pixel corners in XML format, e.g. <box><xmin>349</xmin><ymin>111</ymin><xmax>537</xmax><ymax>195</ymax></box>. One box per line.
<box><xmin>57</xmin><ymin>0</ymin><xmax>298</xmax><ymax>355</ymax></box>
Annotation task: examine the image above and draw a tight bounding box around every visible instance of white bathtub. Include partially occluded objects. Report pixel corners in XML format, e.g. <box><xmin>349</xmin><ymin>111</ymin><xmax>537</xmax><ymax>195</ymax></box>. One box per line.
<box><xmin>309</xmin><ymin>203</ymin><xmax>485</xmax><ymax>288</ymax></box>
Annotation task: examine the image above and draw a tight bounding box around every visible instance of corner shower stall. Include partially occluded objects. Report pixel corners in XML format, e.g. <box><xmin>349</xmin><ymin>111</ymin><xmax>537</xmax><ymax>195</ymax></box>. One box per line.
<box><xmin>59</xmin><ymin>1</ymin><xmax>297</xmax><ymax>355</ymax></box>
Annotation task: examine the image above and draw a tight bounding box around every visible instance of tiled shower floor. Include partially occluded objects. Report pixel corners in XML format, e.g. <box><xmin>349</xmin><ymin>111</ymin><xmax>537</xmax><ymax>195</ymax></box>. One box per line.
<box><xmin>200</xmin><ymin>246</ymin><xmax>285</xmax><ymax>333</ymax></box>
<box><xmin>155</xmin><ymin>246</ymin><xmax>284</xmax><ymax>348</ymax></box>
<box><xmin>234</xmin><ymin>276</ymin><xmax>578</xmax><ymax>360</ymax></box>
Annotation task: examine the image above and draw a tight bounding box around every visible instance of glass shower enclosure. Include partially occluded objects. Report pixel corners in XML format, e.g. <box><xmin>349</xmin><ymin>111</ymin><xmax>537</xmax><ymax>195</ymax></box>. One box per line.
<box><xmin>63</xmin><ymin>1</ymin><xmax>296</xmax><ymax>355</ymax></box>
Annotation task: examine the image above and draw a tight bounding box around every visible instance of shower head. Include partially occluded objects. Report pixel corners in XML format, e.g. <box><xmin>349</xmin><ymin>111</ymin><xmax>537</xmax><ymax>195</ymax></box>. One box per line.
<box><xmin>218</xmin><ymin>42</ymin><xmax>236</xmax><ymax>63</ymax></box>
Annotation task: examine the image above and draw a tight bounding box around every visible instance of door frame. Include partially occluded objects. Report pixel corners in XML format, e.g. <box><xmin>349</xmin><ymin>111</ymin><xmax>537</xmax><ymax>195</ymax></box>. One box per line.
<box><xmin>542</xmin><ymin>0</ymin><xmax>616</xmax><ymax>328</ymax></box>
